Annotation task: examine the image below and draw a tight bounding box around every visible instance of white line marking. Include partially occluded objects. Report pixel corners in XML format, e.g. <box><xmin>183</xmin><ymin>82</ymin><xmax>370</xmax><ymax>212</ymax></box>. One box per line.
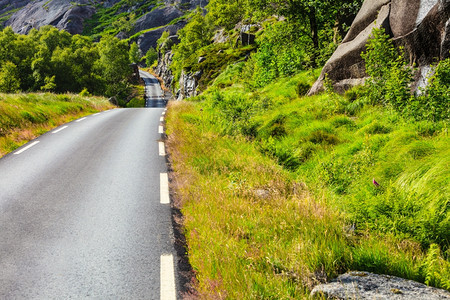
<box><xmin>14</xmin><ymin>141</ymin><xmax>40</xmax><ymax>155</ymax></box>
<box><xmin>162</xmin><ymin>111</ymin><xmax>166</xmax><ymax>116</ymax></box>
<box><xmin>160</xmin><ymin>116</ymin><xmax>164</xmax><ymax>122</ymax></box>
<box><xmin>159</xmin><ymin>142</ymin><xmax>166</xmax><ymax>156</ymax></box>
<box><xmin>158</xmin><ymin>126</ymin><xmax>164</xmax><ymax>134</ymax></box>
<box><xmin>160</xmin><ymin>254</ymin><xmax>176</xmax><ymax>300</ymax></box>
<box><xmin>75</xmin><ymin>117</ymin><xmax>87</xmax><ymax>122</ymax></box>
<box><xmin>52</xmin><ymin>126</ymin><xmax>68</xmax><ymax>134</ymax></box>
<box><xmin>160</xmin><ymin>173</ymin><xmax>170</xmax><ymax>204</ymax></box>
<box><xmin>93</xmin><ymin>113</ymin><xmax>101</xmax><ymax>116</ymax></box>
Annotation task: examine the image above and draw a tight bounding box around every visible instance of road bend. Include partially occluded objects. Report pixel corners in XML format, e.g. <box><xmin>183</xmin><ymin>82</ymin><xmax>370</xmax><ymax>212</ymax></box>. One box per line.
<box><xmin>140</xmin><ymin>70</ymin><xmax>168</xmax><ymax>108</ymax></box>
<box><xmin>0</xmin><ymin>76</ymin><xmax>176</xmax><ymax>298</ymax></box>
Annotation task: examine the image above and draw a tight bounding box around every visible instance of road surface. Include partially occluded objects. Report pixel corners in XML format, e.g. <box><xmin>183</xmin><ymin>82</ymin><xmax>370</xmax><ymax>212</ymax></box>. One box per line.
<box><xmin>140</xmin><ymin>70</ymin><xmax>168</xmax><ymax>108</ymax></box>
<box><xmin>0</xmin><ymin>76</ymin><xmax>177</xmax><ymax>298</ymax></box>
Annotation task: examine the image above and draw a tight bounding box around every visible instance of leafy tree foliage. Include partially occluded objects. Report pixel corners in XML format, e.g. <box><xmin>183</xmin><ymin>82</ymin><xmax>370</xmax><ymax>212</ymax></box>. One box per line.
<box><xmin>145</xmin><ymin>47</ymin><xmax>158</xmax><ymax>66</ymax></box>
<box><xmin>129</xmin><ymin>41</ymin><xmax>141</xmax><ymax>64</ymax></box>
<box><xmin>0</xmin><ymin>26</ymin><xmax>134</xmax><ymax>100</ymax></box>
<box><xmin>170</xmin><ymin>0</ymin><xmax>363</xmax><ymax>88</ymax></box>
<box><xmin>0</xmin><ymin>61</ymin><xmax>20</xmax><ymax>93</ymax></box>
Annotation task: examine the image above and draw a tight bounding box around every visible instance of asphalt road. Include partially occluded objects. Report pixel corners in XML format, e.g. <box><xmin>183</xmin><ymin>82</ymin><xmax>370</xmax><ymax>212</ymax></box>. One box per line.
<box><xmin>0</xmin><ymin>77</ymin><xmax>176</xmax><ymax>298</ymax></box>
<box><xmin>140</xmin><ymin>70</ymin><xmax>168</xmax><ymax>108</ymax></box>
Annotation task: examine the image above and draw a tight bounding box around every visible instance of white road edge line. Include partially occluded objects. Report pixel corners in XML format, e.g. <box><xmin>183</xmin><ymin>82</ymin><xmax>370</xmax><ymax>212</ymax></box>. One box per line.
<box><xmin>160</xmin><ymin>254</ymin><xmax>176</xmax><ymax>300</ymax></box>
<box><xmin>159</xmin><ymin>142</ymin><xmax>166</xmax><ymax>156</ymax></box>
<box><xmin>93</xmin><ymin>113</ymin><xmax>101</xmax><ymax>116</ymax></box>
<box><xmin>14</xmin><ymin>141</ymin><xmax>40</xmax><ymax>155</ymax></box>
<box><xmin>158</xmin><ymin>125</ymin><xmax>164</xmax><ymax>134</ymax></box>
<box><xmin>160</xmin><ymin>173</ymin><xmax>170</xmax><ymax>204</ymax></box>
<box><xmin>160</xmin><ymin>116</ymin><xmax>164</xmax><ymax>122</ymax></box>
<box><xmin>52</xmin><ymin>126</ymin><xmax>68</xmax><ymax>134</ymax></box>
<box><xmin>162</xmin><ymin>111</ymin><xmax>166</xmax><ymax>116</ymax></box>
<box><xmin>75</xmin><ymin>117</ymin><xmax>87</xmax><ymax>123</ymax></box>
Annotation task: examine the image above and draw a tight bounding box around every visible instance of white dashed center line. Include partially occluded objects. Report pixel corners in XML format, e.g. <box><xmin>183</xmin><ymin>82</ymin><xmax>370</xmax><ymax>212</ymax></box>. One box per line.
<box><xmin>14</xmin><ymin>141</ymin><xmax>40</xmax><ymax>155</ymax></box>
<box><xmin>160</xmin><ymin>254</ymin><xmax>176</xmax><ymax>300</ymax></box>
<box><xmin>52</xmin><ymin>126</ymin><xmax>68</xmax><ymax>134</ymax></box>
<box><xmin>159</xmin><ymin>142</ymin><xmax>166</xmax><ymax>156</ymax></box>
<box><xmin>160</xmin><ymin>173</ymin><xmax>169</xmax><ymax>204</ymax></box>
<box><xmin>75</xmin><ymin>117</ymin><xmax>87</xmax><ymax>123</ymax></box>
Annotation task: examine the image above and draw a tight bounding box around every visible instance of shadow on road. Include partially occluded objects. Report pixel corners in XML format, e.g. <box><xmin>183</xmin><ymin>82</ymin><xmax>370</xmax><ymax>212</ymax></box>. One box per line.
<box><xmin>145</xmin><ymin>96</ymin><xmax>167</xmax><ymax>108</ymax></box>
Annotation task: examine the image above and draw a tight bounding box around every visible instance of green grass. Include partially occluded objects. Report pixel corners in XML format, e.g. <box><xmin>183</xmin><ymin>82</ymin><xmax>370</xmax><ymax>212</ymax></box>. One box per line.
<box><xmin>0</xmin><ymin>92</ymin><xmax>114</xmax><ymax>157</ymax></box>
<box><xmin>165</xmin><ymin>71</ymin><xmax>450</xmax><ymax>297</ymax></box>
<box><xmin>82</xmin><ymin>0</ymin><xmax>158</xmax><ymax>38</ymax></box>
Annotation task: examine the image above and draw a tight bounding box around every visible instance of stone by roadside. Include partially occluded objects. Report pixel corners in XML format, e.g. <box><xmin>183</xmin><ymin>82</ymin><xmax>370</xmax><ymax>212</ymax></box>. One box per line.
<box><xmin>311</xmin><ymin>271</ymin><xmax>450</xmax><ymax>299</ymax></box>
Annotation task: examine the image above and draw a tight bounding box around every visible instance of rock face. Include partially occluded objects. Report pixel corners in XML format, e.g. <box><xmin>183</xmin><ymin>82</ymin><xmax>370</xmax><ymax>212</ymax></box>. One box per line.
<box><xmin>137</xmin><ymin>22</ymin><xmax>186</xmax><ymax>55</ymax></box>
<box><xmin>4</xmin><ymin>0</ymin><xmax>96</xmax><ymax>35</ymax></box>
<box><xmin>311</xmin><ymin>271</ymin><xmax>450</xmax><ymax>299</ymax></box>
<box><xmin>133</xmin><ymin>6</ymin><xmax>184</xmax><ymax>34</ymax></box>
<box><xmin>309</xmin><ymin>0</ymin><xmax>450</xmax><ymax>95</ymax></box>
<box><xmin>0</xmin><ymin>0</ymin><xmax>30</xmax><ymax>17</ymax></box>
<box><xmin>155</xmin><ymin>49</ymin><xmax>175</xmax><ymax>88</ymax></box>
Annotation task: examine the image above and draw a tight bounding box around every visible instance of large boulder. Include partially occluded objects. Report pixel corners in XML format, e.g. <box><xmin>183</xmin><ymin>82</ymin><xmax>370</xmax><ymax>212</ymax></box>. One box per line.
<box><xmin>309</xmin><ymin>0</ymin><xmax>450</xmax><ymax>95</ymax></box>
<box><xmin>4</xmin><ymin>0</ymin><xmax>95</xmax><ymax>35</ymax></box>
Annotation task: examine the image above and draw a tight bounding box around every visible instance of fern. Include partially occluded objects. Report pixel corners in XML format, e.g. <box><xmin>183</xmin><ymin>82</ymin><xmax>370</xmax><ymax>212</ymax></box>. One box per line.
<box><xmin>422</xmin><ymin>244</ymin><xmax>450</xmax><ymax>289</ymax></box>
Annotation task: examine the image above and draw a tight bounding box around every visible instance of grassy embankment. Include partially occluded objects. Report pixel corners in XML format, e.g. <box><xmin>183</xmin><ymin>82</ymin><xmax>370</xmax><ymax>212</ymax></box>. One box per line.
<box><xmin>165</xmin><ymin>69</ymin><xmax>449</xmax><ymax>298</ymax></box>
<box><xmin>0</xmin><ymin>93</ymin><xmax>115</xmax><ymax>157</ymax></box>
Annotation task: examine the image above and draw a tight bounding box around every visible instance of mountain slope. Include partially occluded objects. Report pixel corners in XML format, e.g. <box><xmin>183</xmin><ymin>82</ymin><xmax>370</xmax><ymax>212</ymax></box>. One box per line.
<box><xmin>1</xmin><ymin>0</ymin><xmax>207</xmax><ymax>53</ymax></box>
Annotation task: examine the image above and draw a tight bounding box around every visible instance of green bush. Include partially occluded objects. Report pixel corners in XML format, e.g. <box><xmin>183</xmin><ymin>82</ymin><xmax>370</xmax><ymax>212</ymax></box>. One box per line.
<box><xmin>361</xmin><ymin>27</ymin><xmax>413</xmax><ymax>109</ymax></box>
<box><xmin>296</xmin><ymin>81</ymin><xmax>311</xmax><ymax>96</ymax></box>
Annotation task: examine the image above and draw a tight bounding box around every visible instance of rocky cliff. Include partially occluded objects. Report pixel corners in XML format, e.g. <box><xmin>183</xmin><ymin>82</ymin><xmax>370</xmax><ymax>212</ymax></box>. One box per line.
<box><xmin>3</xmin><ymin>0</ymin><xmax>102</xmax><ymax>35</ymax></box>
<box><xmin>2</xmin><ymin>0</ymin><xmax>206</xmax><ymax>53</ymax></box>
<box><xmin>310</xmin><ymin>0</ymin><xmax>450</xmax><ymax>94</ymax></box>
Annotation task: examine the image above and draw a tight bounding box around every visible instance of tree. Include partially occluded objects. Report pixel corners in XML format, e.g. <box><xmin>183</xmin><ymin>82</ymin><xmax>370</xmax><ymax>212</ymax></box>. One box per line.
<box><xmin>206</xmin><ymin>0</ymin><xmax>245</xmax><ymax>30</ymax></box>
<box><xmin>129</xmin><ymin>42</ymin><xmax>141</xmax><ymax>64</ymax></box>
<box><xmin>97</xmin><ymin>36</ymin><xmax>132</xmax><ymax>98</ymax></box>
<box><xmin>172</xmin><ymin>7</ymin><xmax>212</xmax><ymax>74</ymax></box>
<box><xmin>145</xmin><ymin>47</ymin><xmax>158</xmax><ymax>66</ymax></box>
<box><xmin>0</xmin><ymin>61</ymin><xmax>20</xmax><ymax>93</ymax></box>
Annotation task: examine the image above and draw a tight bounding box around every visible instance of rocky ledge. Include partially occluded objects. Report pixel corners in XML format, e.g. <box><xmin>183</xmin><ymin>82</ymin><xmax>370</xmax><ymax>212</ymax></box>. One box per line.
<box><xmin>311</xmin><ymin>271</ymin><xmax>450</xmax><ymax>299</ymax></box>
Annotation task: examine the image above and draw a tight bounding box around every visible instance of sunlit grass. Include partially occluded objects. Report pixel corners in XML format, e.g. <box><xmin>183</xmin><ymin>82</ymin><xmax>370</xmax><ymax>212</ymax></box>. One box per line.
<box><xmin>0</xmin><ymin>92</ymin><xmax>114</xmax><ymax>157</ymax></box>
<box><xmin>166</xmin><ymin>85</ymin><xmax>449</xmax><ymax>297</ymax></box>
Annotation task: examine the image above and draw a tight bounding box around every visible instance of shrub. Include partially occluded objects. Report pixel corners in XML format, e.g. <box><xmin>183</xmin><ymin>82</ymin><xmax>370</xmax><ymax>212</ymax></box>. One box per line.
<box><xmin>361</xmin><ymin>28</ymin><xmax>413</xmax><ymax>109</ymax></box>
<box><xmin>296</xmin><ymin>81</ymin><xmax>311</xmax><ymax>97</ymax></box>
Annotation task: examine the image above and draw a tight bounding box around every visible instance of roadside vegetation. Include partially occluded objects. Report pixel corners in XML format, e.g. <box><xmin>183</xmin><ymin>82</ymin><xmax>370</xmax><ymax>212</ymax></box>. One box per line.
<box><xmin>166</xmin><ymin>71</ymin><xmax>449</xmax><ymax>297</ymax></box>
<box><xmin>82</xmin><ymin>0</ymin><xmax>159</xmax><ymax>40</ymax></box>
<box><xmin>163</xmin><ymin>0</ymin><xmax>449</xmax><ymax>298</ymax></box>
<box><xmin>0</xmin><ymin>25</ymin><xmax>132</xmax><ymax>102</ymax></box>
<box><xmin>0</xmin><ymin>93</ymin><xmax>114</xmax><ymax>157</ymax></box>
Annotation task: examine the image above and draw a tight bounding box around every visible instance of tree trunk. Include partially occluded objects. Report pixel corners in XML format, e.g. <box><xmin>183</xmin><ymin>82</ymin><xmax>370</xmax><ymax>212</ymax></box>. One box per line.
<box><xmin>309</xmin><ymin>6</ymin><xmax>319</xmax><ymax>67</ymax></box>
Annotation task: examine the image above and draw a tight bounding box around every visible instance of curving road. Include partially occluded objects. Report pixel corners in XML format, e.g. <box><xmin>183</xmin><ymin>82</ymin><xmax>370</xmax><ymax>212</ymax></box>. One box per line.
<box><xmin>140</xmin><ymin>70</ymin><xmax>168</xmax><ymax>108</ymax></box>
<box><xmin>0</xmin><ymin>77</ymin><xmax>177</xmax><ymax>298</ymax></box>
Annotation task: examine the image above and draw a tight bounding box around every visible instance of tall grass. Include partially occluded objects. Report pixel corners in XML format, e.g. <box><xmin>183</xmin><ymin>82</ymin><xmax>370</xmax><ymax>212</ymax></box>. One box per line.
<box><xmin>165</xmin><ymin>70</ymin><xmax>449</xmax><ymax>297</ymax></box>
<box><xmin>0</xmin><ymin>93</ymin><xmax>114</xmax><ymax>157</ymax></box>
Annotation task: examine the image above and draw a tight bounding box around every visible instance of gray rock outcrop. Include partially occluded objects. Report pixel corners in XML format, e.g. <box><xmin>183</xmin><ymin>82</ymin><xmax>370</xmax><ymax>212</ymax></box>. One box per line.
<box><xmin>311</xmin><ymin>271</ymin><xmax>450</xmax><ymax>299</ymax></box>
<box><xmin>5</xmin><ymin>0</ymin><xmax>96</xmax><ymax>35</ymax></box>
<box><xmin>155</xmin><ymin>50</ymin><xmax>175</xmax><ymax>89</ymax></box>
<box><xmin>177</xmin><ymin>70</ymin><xmax>201</xmax><ymax>100</ymax></box>
<box><xmin>309</xmin><ymin>0</ymin><xmax>450</xmax><ymax>95</ymax></box>
<box><xmin>133</xmin><ymin>6</ymin><xmax>184</xmax><ymax>33</ymax></box>
<box><xmin>137</xmin><ymin>22</ymin><xmax>185</xmax><ymax>54</ymax></box>
<box><xmin>0</xmin><ymin>0</ymin><xmax>30</xmax><ymax>18</ymax></box>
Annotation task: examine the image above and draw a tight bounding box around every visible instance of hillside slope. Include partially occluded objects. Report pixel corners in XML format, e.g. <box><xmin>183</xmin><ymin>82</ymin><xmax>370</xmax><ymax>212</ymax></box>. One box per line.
<box><xmin>1</xmin><ymin>0</ymin><xmax>207</xmax><ymax>54</ymax></box>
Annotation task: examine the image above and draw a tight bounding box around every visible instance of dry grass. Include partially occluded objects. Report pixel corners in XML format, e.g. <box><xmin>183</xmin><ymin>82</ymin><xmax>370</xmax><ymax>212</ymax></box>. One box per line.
<box><xmin>0</xmin><ymin>92</ymin><xmax>114</xmax><ymax>157</ymax></box>
<box><xmin>164</xmin><ymin>100</ymin><xmax>443</xmax><ymax>298</ymax></box>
